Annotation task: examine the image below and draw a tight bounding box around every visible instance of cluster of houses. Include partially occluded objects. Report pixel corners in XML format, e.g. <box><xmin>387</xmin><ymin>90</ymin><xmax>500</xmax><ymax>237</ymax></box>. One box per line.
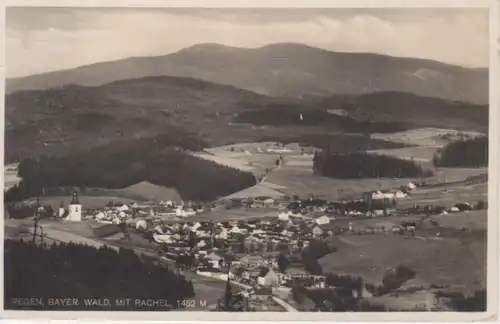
<box><xmin>194</xmin><ymin>249</ymin><xmax>328</xmax><ymax>290</ymax></box>
<box><xmin>228</xmin><ymin>259</ymin><xmax>328</xmax><ymax>289</ymax></box>
<box><xmin>87</xmin><ymin>201</ymin><xmax>200</xmax><ymax>224</ymax></box>
<box><xmin>137</xmin><ymin>216</ymin><xmax>328</xmax><ymax>251</ymax></box>
<box><xmin>363</xmin><ymin>181</ymin><xmax>418</xmax><ymax>204</ymax></box>
<box><xmin>120</xmin><ymin>215</ymin><xmax>334</xmax><ymax>289</ymax></box>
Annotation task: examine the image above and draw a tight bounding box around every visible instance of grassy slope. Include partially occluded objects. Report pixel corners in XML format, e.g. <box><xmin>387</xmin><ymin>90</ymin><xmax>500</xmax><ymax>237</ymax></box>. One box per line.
<box><xmin>319</xmin><ymin>234</ymin><xmax>486</xmax><ymax>291</ymax></box>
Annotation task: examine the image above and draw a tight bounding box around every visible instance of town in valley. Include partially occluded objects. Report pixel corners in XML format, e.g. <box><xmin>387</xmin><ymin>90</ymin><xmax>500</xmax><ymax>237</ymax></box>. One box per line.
<box><xmin>4</xmin><ymin>7</ymin><xmax>491</xmax><ymax>314</ymax></box>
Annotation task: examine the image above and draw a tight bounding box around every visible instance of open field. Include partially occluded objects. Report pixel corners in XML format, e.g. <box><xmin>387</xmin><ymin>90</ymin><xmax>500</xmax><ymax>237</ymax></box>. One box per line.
<box><xmin>323</xmin><ymin>208</ymin><xmax>487</xmax><ymax>233</ymax></box>
<box><xmin>190</xmin><ymin>152</ymin><xmax>256</xmax><ymax>172</ymax></box>
<box><xmin>366</xmin><ymin>290</ymin><xmax>443</xmax><ymax>311</ymax></box>
<box><xmin>188</xmin><ymin>138</ymin><xmax>487</xmax><ymax>203</ymax></box>
<box><xmin>370</xmin><ymin>128</ymin><xmax>485</xmax><ymax>147</ymax></box>
<box><xmin>5</xmin><ymin>218</ymin><xmax>111</xmax><ymax>248</ymax></box>
<box><xmin>205</xmin><ymin>142</ymin><xmax>303</xmax><ymax>155</ymax></box>
<box><xmin>397</xmin><ymin>182</ymin><xmax>487</xmax><ymax>209</ymax></box>
<box><xmin>86</xmin><ymin>181</ymin><xmax>183</xmax><ymax>202</ymax></box>
<box><xmin>265</xmin><ymin>153</ymin><xmax>487</xmax><ymax>200</ymax></box>
<box><xmin>425</xmin><ymin>210</ymin><xmax>487</xmax><ymax>231</ymax></box>
<box><xmin>198</xmin><ymin>142</ymin><xmax>487</xmax><ymax>201</ymax></box>
<box><xmin>319</xmin><ymin>234</ymin><xmax>486</xmax><ymax>291</ymax></box>
<box><xmin>191</xmin><ymin>142</ymin><xmax>303</xmax><ymax>177</ymax></box>
<box><xmin>322</xmin><ymin>215</ymin><xmax>419</xmax><ymax>232</ymax></box>
<box><xmin>265</xmin><ymin>161</ymin><xmax>416</xmax><ymax>200</ymax></box>
<box><xmin>431</xmin><ymin>168</ymin><xmax>487</xmax><ymax>184</ymax></box>
<box><xmin>4</xmin><ymin>169</ymin><xmax>21</xmax><ymax>191</ymax></box>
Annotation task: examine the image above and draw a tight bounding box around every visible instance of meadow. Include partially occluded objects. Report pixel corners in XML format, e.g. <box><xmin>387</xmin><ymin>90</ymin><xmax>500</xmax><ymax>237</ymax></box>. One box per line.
<box><xmin>319</xmin><ymin>234</ymin><xmax>486</xmax><ymax>291</ymax></box>
<box><xmin>396</xmin><ymin>181</ymin><xmax>487</xmax><ymax>209</ymax></box>
<box><xmin>370</xmin><ymin>128</ymin><xmax>485</xmax><ymax>147</ymax></box>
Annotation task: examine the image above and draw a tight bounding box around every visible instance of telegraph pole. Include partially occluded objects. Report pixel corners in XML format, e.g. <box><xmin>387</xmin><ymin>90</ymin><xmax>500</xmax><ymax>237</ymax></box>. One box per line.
<box><xmin>224</xmin><ymin>260</ymin><xmax>233</xmax><ymax>310</ymax></box>
<box><xmin>32</xmin><ymin>159</ymin><xmax>43</xmax><ymax>244</ymax></box>
<box><xmin>32</xmin><ymin>196</ymin><xmax>40</xmax><ymax>244</ymax></box>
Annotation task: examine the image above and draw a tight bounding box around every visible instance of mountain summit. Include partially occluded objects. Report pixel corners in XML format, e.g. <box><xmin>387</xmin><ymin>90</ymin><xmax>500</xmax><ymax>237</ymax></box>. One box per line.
<box><xmin>6</xmin><ymin>43</ymin><xmax>488</xmax><ymax>104</ymax></box>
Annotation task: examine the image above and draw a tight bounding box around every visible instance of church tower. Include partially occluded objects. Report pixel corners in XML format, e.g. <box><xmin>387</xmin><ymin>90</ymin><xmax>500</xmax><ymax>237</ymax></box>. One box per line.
<box><xmin>58</xmin><ymin>200</ymin><xmax>65</xmax><ymax>218</ymax></box>
<box><xmin>68</xmin><ymin>192</ymin><xmax>82</xmax><ymax>222</ymax></box>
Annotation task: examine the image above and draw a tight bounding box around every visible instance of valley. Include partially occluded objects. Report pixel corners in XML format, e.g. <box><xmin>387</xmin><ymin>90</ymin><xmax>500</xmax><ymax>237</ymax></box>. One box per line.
<box><xmin>4</xmin><ymin>41</ymin><xmax>490</xmax><ymax>313</ymax></box>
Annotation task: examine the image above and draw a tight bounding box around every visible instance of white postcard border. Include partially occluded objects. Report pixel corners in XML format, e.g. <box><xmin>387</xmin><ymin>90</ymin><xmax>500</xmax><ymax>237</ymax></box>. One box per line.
<box><xmin>0</xmin><ymin>0</ymin><xmax>498</xmax><ymax>321</ymax></box>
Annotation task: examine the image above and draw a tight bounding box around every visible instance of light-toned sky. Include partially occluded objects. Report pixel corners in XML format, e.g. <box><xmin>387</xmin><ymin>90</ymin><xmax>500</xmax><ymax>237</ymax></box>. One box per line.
<box><xmin>6</xmin><ymin>7</ymin><xmax>489</xmax><ymax>78</ymax></box>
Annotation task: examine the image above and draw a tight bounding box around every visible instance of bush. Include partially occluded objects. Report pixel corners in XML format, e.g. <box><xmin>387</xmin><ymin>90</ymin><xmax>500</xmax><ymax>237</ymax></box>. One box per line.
<box><xmin>381</xmin><ymin>266</ymin><xmax>416</xmax><ymax>292</ymax></box>
<box><xmin>326</xmin><ymin>274</ymin><xmax>363</xmax><ymax>298</ymax></box>
<box><xmin>301</xmin><ymin>253</ymin><xmax>323</xmax><ymax>275</ymax></box>
<box><xmin>277</xmin><ymin>253</ymin><xmax>290</xmax><ymax>273</ymax></box>
<box><xmin>7</xmin><ymin>203</ymin><xmax>54</xmax><ymax>220</ymax></box>
<box><xmin>303</xmin><ymin>239</ymin><xmax>335</xmax><ymax>259</ymax></box>
<box><xmin>476</xmin><ymin>200</ymin><xmax>487</xmax><ymax>210</ymax></box>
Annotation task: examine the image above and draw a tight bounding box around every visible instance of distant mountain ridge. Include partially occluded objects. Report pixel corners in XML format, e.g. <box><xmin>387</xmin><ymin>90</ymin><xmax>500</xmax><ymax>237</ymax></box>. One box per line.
<box><xmin>6</xmin><ymin>43</ymin><xmax>488</xmax><ymax>104</ymax></box>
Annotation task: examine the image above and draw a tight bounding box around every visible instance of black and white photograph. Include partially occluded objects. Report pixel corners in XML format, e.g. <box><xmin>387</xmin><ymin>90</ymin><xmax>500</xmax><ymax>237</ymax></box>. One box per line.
<box><xmin>2</xmin><ymin>2</ymin><xmax>498</xmax><ymax>320</ymax></box>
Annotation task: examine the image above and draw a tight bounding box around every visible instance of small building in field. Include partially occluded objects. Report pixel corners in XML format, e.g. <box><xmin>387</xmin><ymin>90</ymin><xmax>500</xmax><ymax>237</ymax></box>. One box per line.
<box><xmin>315</xmin><ymin>215</ymin><xmax>330</xmax><ymax>225</ymax></box>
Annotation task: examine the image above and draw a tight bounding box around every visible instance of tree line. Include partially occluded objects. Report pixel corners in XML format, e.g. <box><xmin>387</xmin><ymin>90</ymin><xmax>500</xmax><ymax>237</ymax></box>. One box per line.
<box><xmin>4</xmin><ymin>240</ymin><xmax>195</xmax><ymax>310</ymax></box>
<box><xmin>313</xmin><ymin>151</ymin><xmax>433</xmax><ymax>179</ymax></box>
<box><xmin>5</xmin><ymin>135</ymin><xmax>256</xmax><ymax>203</ymax></box>
<box><xmin>433</xmin><ymin>136</ymin><xmax>488</xmax><ymax>167</ymax></box>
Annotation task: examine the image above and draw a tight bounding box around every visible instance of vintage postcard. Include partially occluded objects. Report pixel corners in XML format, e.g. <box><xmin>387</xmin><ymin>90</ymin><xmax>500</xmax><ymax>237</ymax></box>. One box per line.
<box><xmin>1</xmin><ymin>0</ymin><xmax>498</xmax><ymax>321</ymax></box>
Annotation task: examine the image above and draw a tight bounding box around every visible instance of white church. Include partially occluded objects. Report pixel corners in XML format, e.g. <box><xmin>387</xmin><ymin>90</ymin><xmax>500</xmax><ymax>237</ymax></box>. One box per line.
<box><xmin>58</xmin><ymin>192</ymin><xmax>83</xmax><ymax>222</ymax></box>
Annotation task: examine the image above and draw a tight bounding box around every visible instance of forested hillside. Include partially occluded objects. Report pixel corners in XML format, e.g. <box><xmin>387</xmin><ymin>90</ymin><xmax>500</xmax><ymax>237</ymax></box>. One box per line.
<box><xmin>4</xmin><ymin>240</ymin><xmax>194</xmax><ymax>310</ymax></box>
<box><xmin>5</xmin><ymin>135</ymin><xmax>257</xmax><ymax>202</ymax></box>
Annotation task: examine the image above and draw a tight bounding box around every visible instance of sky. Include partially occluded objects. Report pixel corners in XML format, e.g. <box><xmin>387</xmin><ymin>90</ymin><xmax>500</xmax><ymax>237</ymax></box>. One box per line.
<box><xmin>6</xmin><ymin>7</ymin><xmax>490</xmax><ymax>78</ymax></box>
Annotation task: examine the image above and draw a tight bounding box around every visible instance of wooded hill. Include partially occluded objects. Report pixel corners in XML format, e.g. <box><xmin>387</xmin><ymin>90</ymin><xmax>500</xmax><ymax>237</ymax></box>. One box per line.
<box><xmin>5</xmin><ymin>135</ymin><xmax>257</xmax><ymax>203</ymax></box>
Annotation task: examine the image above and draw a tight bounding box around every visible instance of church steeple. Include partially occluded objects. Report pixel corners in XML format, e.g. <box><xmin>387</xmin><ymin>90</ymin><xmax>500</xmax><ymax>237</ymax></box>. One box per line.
<box><xmin>70</xmin><ymin>192</ymin><xmax>80</xmax><ymax>205</ymax></box>
<box><xmin>67</xmin><ymin>192</ymin><xmax>82</xmax><ymax>222</ymax></box>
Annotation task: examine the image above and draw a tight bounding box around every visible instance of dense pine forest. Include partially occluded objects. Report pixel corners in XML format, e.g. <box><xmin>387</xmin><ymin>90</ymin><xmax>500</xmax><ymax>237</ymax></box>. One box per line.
<box><xmin>5</xmin><ymin>135</ymin><xmax>256</xmax><ymax>203</ymax></box>
<box><xmin>235</xmin><ymin>105</ymin><xmax>408</xmax><ymax>134</ymax></box>
<box><xmin>433</xmin><ymin>136</ymin><xmax>488</xmax><ymax>167</ymax></box>
<box><xmin>4</xmin><ymin>240</ymin><xmax>195</xmax><ymax>310</ymax></box>
<box><xmin>313</xmin><ymin>151</ymin><xmax>433</xmax><ymax>179</ymax></box>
